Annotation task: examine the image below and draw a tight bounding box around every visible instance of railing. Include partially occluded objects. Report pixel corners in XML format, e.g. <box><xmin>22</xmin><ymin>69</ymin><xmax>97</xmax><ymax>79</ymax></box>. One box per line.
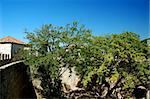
<box><xmin>0</xmin><ymin>53</ymin><xmax>10</xmax><ymax>60</ymax></box>
<box><xmin>0</xmin><ymin>53</ymin><xmax>11</xmax><ymax>66</ymax></box>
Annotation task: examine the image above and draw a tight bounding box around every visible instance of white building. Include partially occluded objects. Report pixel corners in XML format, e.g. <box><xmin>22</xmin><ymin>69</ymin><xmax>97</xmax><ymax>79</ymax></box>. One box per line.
<box><xmin>0</xmin><ymin>36</ymin><xmax>25</xmax><ymax>60</ymax></box>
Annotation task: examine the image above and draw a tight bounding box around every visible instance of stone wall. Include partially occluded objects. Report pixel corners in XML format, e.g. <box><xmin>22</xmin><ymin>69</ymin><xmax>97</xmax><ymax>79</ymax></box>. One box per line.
<box><xmin>0</xmin><ymin>61</ymin><xmax>36</xmax><ymax>99</ymax></box>
<box><xmin>60</xmin><ymin>67</ymin><xmax>80</xmax><ymax>92</ymax></box>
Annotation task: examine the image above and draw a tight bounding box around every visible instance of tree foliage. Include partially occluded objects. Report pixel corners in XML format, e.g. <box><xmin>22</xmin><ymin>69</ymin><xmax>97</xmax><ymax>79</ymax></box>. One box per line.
<box><xmin>23</xmin><ymin>22</ymin><xmax>150</xmax><ymax>98</ymax></box>
<box><xmin>77</xmin><ymin>32</ymin><xmax>150</xmax><ymax>98</ymax></box>
<box><xmin>24</xmin><ymin>22</ymin><xmax>92</xmax><ymax>98</ymax></box>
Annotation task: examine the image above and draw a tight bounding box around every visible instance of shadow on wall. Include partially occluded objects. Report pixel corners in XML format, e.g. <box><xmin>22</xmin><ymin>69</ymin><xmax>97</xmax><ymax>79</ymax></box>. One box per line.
<box><xmin>0</xmin><ymin>60</ymin><xmax>11</xmax><ymax>67</ymax></box>
<box><xmin>0</xmin><ymin>61</ymin><xmax>37</xmax><ymax>99</ymax></box>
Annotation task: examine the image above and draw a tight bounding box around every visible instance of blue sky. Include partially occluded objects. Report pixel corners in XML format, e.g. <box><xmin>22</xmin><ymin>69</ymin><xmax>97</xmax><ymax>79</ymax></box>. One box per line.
<box><xmin>0</xmin><ymin>0</ymin><xmax>149</xmax><ymax>42</ymax></box>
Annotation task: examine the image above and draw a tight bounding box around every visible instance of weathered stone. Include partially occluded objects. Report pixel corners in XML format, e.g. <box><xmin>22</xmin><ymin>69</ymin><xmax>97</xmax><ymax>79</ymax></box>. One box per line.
<box><xmin>60</xmin><ymin>67</ymin><xmax>80</xmax><ymax>92</ymax></box>
<box><xmin>0</xmin><ymin>61</ymin><xmax>36</xmax><ymax>99</ymax></box>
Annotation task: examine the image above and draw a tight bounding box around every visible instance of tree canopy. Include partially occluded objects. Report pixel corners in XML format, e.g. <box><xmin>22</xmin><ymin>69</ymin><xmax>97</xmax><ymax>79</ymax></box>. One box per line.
<box><xmin>23</xmin><ymin>22</ymin><xmax>150</xmax><ymax>98</ymax></box>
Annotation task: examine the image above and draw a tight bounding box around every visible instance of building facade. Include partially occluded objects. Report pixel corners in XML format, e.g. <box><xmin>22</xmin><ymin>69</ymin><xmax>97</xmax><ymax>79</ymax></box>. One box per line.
<box><xmin>0</xmin><ymin>36</ymin><xmax>25</xmax><ymax>60</ymax></box>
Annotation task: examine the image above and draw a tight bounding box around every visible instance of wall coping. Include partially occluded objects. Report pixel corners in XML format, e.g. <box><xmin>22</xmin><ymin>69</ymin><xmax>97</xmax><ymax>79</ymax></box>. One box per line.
<box><xmin>0</xmin><ymin>60</ymin><xmax>23</xmax><ymax>70</ymax></box>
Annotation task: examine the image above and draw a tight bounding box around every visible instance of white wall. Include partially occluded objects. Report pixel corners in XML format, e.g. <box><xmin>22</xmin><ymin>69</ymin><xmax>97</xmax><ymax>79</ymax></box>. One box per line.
<box><xmin>0</xmin><ymin>43</ymin><xmax>24</xmax><ymax>59</ymax></box>
<box><xmin>0</xmin><ymin>43</ymin><xmax>12</xmax><ymax>59</ymax></box>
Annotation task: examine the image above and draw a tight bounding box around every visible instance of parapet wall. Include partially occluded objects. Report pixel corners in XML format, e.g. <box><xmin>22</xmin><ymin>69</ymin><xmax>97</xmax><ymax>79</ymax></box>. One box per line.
<box><xmin>0</xmin><ymin>60</ymin><xmax>11</xmax><ymax>67</ymax></box>
<box><xmin>0</xmin><ymin>61</ymin><xmax>36</xmax><ymax>99</ymax></box>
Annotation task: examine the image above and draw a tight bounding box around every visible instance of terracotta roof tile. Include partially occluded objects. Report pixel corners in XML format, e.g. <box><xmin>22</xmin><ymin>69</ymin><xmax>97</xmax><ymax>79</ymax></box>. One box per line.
<box><xmin>0</xmin><ymin>36</ymin><xmax>24</xmax><ymax>44</ymax></box>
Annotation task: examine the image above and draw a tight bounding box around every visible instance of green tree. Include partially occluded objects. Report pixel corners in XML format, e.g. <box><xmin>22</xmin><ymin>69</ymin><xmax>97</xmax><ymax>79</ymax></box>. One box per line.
<box><xmin>75</xmin><ymin>32</ymin><xmax>150</xmax><ymax>98</ymax></box>
<box><xmin>23</xmin><ymin>22</ymin><xmax>149</xmax><ymax>98</ymax></box>
<box><xmin>23</xmin><ymin>22</ymin><xmax>92</xmax><ymax>98</ymax></box>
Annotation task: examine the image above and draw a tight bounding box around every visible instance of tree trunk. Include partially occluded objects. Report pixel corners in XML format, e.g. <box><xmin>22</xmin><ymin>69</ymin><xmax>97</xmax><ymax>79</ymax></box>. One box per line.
<box><xmin>106</xmin><ymin>76</ymin><xmax>123</xmax><ymax>98</ymax></box>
